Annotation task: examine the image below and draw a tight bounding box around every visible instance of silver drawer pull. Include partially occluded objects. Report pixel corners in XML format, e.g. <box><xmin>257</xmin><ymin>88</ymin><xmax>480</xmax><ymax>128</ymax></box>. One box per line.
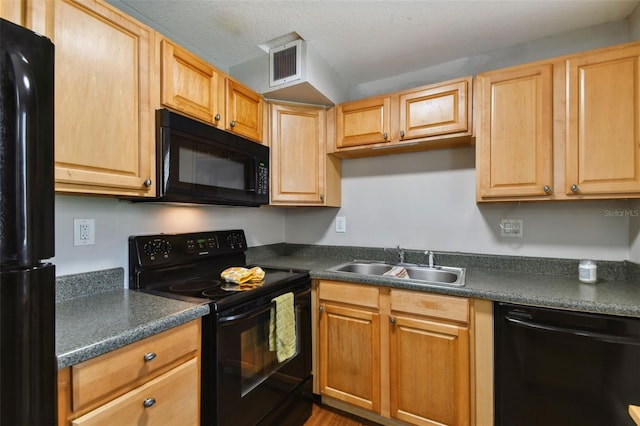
<box><xmin>143</xmin><ymin>397</ymin><xmax>156</xmax><ymax>408</ymax></box>
<box><xmin>143</xmin><ymin>352</ymin><xmax>156</xmax><ymax>362</ymax></box>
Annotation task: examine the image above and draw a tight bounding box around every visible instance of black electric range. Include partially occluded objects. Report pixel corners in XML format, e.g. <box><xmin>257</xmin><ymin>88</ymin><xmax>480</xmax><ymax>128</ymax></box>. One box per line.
<box><xmin>128</xmin><ymin>230</ymin><xmax>313</xmax><ymax>426</ymax></box>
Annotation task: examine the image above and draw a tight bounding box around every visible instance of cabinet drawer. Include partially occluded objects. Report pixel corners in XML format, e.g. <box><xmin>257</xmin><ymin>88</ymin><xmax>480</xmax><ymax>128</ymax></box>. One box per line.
<box><xmin>71</xmin><ymin>358</ymin><xmax>199</xmax><ymax>426</ymax></box>
<box><xmin>71</xmin><ymin>320</ymin><xmax>200</xmax><ymax>412</ymax></box>
<box><xmin>319</xmin><ymin>280</ymin><xmax>379</xmax><ymax>309</ymax></box>
<box><xmin>390</xmin><ymin>289</ymin><xmax>469</xmax><ymax>323</ymax></box>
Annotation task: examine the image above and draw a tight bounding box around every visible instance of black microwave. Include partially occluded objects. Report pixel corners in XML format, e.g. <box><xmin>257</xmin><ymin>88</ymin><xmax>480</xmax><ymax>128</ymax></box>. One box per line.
<box><xmin>142</xmin><ymin>109</ymin><xmax>269</xmax><ymax>206</ymax></box>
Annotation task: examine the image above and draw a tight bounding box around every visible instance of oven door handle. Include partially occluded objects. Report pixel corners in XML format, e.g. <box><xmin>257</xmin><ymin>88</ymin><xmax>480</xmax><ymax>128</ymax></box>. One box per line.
<box><xmin>218</xmin><ymin>287</ymin><xmax>310</xmax><ymax>323</ymax></box>
<box><xmin>505</xmin><ymin>315</ymin><xmax>640</xmax><ymax>346</ymax></box>
<box><xmin>219</xmin><ymin>303</ymin><xmax>274</xmax><ymax>323</ymax></box>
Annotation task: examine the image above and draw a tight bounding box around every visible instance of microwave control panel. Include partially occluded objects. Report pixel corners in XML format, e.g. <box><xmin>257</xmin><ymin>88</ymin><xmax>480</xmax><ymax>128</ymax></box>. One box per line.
<box><xmin>257</xmin><ymin>162</ymin><xmax>268</xmax><ymax>196</ymax></box>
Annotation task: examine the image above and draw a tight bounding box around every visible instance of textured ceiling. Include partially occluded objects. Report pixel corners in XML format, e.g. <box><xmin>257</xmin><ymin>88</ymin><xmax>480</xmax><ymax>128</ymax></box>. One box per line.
<box><xmin>111</xmin><ymin>0</ymin><xmax>639</xmax><ymax>87</ymax></box>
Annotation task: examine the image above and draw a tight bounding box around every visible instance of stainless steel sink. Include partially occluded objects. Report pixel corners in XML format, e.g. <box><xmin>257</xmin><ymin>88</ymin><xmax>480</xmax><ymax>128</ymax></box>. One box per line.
<box><xmin>404</xmin><ymin>267</ymin><xmax>460</xmax><ymax>283</ymax></box>
<box><xmin>329</xmin><ymin>260</ymin><xmax>466</xmax><ymax>287</ymax></box>
<box><xmin>332</xmin><ymin>262</ymin><xmax>394</xmax><ymax>275</ymax></box>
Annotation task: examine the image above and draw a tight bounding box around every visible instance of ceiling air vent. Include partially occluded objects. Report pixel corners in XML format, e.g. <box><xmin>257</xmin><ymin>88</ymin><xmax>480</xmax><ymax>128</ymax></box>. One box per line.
<box><xmin>270</xmin><ymin>40</ymin><xmax>302</xmax><ymax>87</ymax></box>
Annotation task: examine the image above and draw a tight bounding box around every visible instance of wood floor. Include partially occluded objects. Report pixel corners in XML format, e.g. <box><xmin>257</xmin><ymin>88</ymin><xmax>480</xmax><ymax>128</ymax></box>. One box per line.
<box><xmin>304</xmin><ymin>403</ymin><xmax>379</xmax><ymax>426</ymax></box>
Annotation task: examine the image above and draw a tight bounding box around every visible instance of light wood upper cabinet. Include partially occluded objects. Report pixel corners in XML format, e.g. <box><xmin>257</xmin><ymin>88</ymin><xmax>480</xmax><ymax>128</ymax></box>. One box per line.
<box><xmin>476</xmin><ymin>41</ymin><xmax>640</xmax><ymax>202</ymax></box>
<box><xmin>476</xmin><ymin>62</ymin><xmax>554</xmax><ymax>199</ymax></box>
<box><xmin>565</xmin><ymin>43</ymin><xmax>640</xmax><ymax>196</ymax></box>
<box><xmin>158</xmin><ymin>37</ymin><xmax>265</xmax><ymax>143</ymax></box>
<box><xmin>269</xmin><ymin>102</ymin><xmax>341</xmax><ymax>206</ymax></box>
<box><xmin>225</xmin><ymin>78</ymin><xmax>264</xmax><ymax>142</ymax></box>
<box><xmin>27</xmin><ymin>0</ymin><xmax>156</xmax><ymax>197</ymax></box>
<box><xmin>1</xmin><ymin>0</ymin><xmax>24</xmax><ymax>24</ymax></box>
<box><xmin>160</xmin><ymin>38</ymin><xmax>223</xmax><ymax>127</ymax></box>
<box><xmin>333</xmin><ymin>77</ymin><xmax>473</xmax><ymax>158</ymax></box>
<box><xmin>336</xmin><ymin>95</ymin><xmax>391</xmax><ymax>148</ymax></box>
<box><xmin>399</xmin><ymin>78</ymin><xmax>470</xmax><ymax>141</ymax></box>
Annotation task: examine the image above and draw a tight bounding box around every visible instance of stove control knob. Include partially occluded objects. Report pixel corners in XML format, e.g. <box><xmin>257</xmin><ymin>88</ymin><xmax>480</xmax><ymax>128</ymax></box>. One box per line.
<box><xmin>160</xmin><ymin>240</ymin><xmax>171</xmax><ymax>254</ymax></box>
<box><xmin>226</xmin><ymin>233</ymin><xmax>244</xmax><ymax>249</ymax></box>
<box><xmin>143</xmin><ymin>242</ymin><xmax>154</xmax><ymax>256</ymax></box>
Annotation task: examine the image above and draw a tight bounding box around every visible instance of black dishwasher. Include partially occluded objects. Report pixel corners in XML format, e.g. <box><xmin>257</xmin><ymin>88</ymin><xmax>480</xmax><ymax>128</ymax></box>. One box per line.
<box><xmin>495</xmin><ymin>302</ymin><xmax>640</xmax><ymax>426</ymax></box>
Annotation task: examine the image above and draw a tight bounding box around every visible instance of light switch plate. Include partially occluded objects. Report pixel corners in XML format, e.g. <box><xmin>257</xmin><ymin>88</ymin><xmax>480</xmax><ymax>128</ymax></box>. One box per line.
<box><xmin>335</xmin><ymin>216</ymin><xmax>346</xmax><ymax>233</ymax></box>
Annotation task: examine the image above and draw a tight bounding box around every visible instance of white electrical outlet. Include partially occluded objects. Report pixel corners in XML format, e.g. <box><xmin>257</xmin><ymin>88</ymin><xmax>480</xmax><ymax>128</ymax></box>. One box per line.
<box><xmin>74</xmin><ymin>219</ymin><xmax>95</xmax><ymax>246</ymax></box>
<box><xmin>335</xmin><ymin>216</ymin><xmax>346</xmax><ymax>233</ymax></box>
<box><xmin>500</xmin><ymin>218</ymin><xmax>523</xmax><ymax>238</ymax></box>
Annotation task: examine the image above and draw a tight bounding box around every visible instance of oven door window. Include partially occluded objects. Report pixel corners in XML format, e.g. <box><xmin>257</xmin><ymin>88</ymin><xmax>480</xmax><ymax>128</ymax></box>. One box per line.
<box><xmin>216</xmin><ymin>291</ymin><xmax>310</xmax><ymax>426</ymax></box>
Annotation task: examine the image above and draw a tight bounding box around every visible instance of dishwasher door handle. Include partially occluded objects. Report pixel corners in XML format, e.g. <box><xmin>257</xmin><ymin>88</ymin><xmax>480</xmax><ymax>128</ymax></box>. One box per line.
<box><xmin>505</xmin><ymin>315</ymin><xmax>640</xmax><ymax>346</ymax></box>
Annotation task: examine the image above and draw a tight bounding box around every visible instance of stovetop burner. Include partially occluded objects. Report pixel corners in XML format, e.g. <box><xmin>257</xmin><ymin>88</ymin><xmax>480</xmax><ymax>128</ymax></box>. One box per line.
<box><xmin>129</xmin><ymin>230</ymin><xmax>310</xmax><ymax>312</ymax></box>
<box><xmin>169</xmin><ymin>279</ymin><xmax>221</xmax><ymax>293</ymax></box>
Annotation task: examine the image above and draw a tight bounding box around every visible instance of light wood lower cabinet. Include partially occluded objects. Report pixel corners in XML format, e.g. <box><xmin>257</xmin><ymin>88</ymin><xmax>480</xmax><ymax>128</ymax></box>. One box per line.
<box><xmin>57</xmin><ymin>319</ymin><xmax>201</xmax><ymax>426</ymax></box>
<box><xmin>389</xmin><ymin>290</ymin><xmax>470</xmax><ymax>426</ymax></box>
<box><xmin>317</xmin><ymin>281</ymin><xmax>482</xmax><ymax>426</ymax></box>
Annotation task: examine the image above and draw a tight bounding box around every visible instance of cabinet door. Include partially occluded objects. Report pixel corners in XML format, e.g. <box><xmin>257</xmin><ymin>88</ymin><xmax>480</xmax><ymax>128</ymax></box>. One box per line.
<box><xmin>270</xmin><ymin>103</ymin><xmax>326</xmax><ymax>204</ymax></box>
<box><xmin>399</xmin><ymin>78</ymin><xmax>470</xmax><ymax>141</ymax></box>
<box><xmin>390</xmin><ymin>315</ymin><xmax>469</xmax><ymax>426</ymax></box>
<box><xmin>27</xmin><ymin>0</ymin><xmax>155</xmax><ymax>197</ymax></box>
<box><xmin>336</xmin><ymin>96</ymin><xmax>391</xmax><ymax>148</ymax></box>
<box><xmin>0</xmin><ymin>0</ymin><xmax>23</xmax><ymax>24</ymax></box>
<box><xmin>319</xmin><ymin>302</ymin><xmax>381</xmax><ymax>413</ymax></box>
<box><xmin>160</xmin><ymin>38</ymin><xmax>223</xmax><ymax>126</ymax></box>
<box><xmin>71</xmin><ymin>358</ymin><xmax>199</xmax><ymax>426</ymax></box>
<box><xmin>566</xmin><ymin>44</ymin><xmax>640</xmax><ymax>196</ymax></box>
<box><xmin>225</xmin><ymin>79</ymin><xmax>263</xmax><ymax>142</ymax></box>
<box><xmin>476</xmin><ymin>63</ymin><xmax>554</xmax><ymax>199</ymax></box>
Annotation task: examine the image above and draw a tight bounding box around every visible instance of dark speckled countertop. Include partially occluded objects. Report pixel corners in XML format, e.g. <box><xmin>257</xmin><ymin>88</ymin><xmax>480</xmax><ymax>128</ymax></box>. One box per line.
<box><xmin>55</xmin><ymin>268</ymin><xmax>209</xmax><ymax>369</ymax></box>
<box><xmin>247</xmin><ymin>244</ymin><xmax>640</xmax><ymax>319</ymax></box>
<box><xmin>57</xmin><ymin>246</ymin><xmax>640</xmax><ymax>370</ymax></box>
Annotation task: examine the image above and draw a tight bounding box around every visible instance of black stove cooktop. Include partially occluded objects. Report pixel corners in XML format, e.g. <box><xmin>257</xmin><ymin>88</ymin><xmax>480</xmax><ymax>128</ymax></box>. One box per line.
<box><xmin>128</xmin><ymin>230</ymin><xmax>310</xmax><ymax>311</ymax></box>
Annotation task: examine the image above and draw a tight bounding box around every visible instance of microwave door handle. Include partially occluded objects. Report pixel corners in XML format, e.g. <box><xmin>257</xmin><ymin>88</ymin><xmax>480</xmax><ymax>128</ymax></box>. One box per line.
<box><xmin>246</xmin><ymin>157</ymin><xmax>257</xmax><ymax>192</ymax></box>
<box><xmin>505</xmin><ymin>315</ymin><xmax>640</xmax><ymax>346</ymax></box>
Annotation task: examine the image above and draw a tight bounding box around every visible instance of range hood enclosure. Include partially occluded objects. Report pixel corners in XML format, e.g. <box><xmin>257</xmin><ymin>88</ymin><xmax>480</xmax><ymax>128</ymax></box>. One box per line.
<box><xmin>232</xmin><ymin>41</ymin><xmax>349</xmax><ymax>106</ymax></box>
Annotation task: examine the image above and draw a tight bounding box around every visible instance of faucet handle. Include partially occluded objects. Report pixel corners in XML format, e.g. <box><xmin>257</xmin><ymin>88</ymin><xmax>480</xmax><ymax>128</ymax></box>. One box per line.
<box><xmin>424</xmin><ymin>250</ymin><xmax>436</xmax><ymax>268</ymax></box>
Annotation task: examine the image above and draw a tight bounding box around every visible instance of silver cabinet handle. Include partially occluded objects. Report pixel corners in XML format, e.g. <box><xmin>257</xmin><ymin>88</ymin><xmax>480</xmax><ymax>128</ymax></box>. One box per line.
<box><xmin>571</xmin><ymin>184</ymin><xmax>579</xmax><ymax>193</ymax></box>
<box><xmin>390</xmin><ymin>317</ymin><xmax>396</xmax><ymax>325</ymax></box>
<box><xmin>230</xmin><ymin>120</ymin><xmax>236</xmax><ymax>128</ymax></box>
<box><xmin>382</xmin><ymin>132</ymin><xmax>388</xmax><ymax>140</ymax></box>
<box><xmin>143</xmin><ymin>398</ymin><xmax>156</xmax><ymax>408</ymax></box>
<box><xmin>320</xmin><ymin>194</ymin><xmax>324</xmax><ymax>202</ymax></box>
<box><xmin>400</xmin><ymin>130</ymin><xmax>405</xmax><ymax>139</ymax></box>
<box><xmin>543</xmin><ymin>185</ymin><xmax>551</xmax><ymax>194</ymax></box>
<box><xmin>143</xmin><ymin>179</ymin><xmax>152</xmax><ymax>187</ymax></box>
<box><xmin>319</xmin><ymin>304</ymin><xmax>324</xmax><ymax>313</ymax></box>
<box><xmin>143</xmin><ymin>352</ymin><xmax>156</xmax><ymax>362</ymax></box>
<box><xmin>214</xmin><ymin>113</ymin><xmax>221</xmax><ymax>121</ymax></box>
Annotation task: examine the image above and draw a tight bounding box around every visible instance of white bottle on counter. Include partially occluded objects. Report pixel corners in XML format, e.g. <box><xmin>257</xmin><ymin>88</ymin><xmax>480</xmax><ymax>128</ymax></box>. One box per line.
<box><xmin>578</xmin><ymin>259</ymin><xmax>597</xmax><ymax>283</ymax></box>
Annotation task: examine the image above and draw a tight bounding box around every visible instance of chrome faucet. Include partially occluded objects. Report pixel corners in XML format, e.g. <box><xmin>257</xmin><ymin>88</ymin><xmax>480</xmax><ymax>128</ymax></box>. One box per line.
<box><xmin>425</xmin><ymin>250</ymin><xmax>435</xmax><ymax>268</ymax></box>
<box><xmin>385</xmin><ymin>245</ymin><xmax>405</xmax><ymax>263</ymax></box>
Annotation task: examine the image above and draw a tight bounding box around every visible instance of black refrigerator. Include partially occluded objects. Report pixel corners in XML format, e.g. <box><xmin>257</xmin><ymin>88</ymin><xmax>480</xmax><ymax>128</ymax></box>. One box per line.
<box><xmin>0</xmin><ymin>18</ymin><xmax>56</xmax><ymax>426</ymax></box>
